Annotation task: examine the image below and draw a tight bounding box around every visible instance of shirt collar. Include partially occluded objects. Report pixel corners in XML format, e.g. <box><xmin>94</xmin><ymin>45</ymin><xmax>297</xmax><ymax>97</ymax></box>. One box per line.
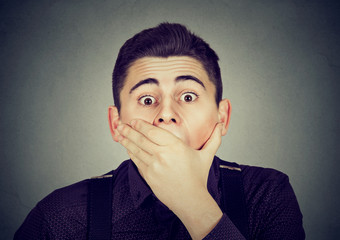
<box><xmin>128</xmin><ymin>156</ymin><xmax>221</xmax><ymax>209</ymax></box>
<box><xmin>207</xmin><ymin>156</ymin><xmax>220</xmax><ymax>202</ymax></box>
<box><xmin>128</xmin><ymin>160</ymin><xmax>152</xmax><ymax>208</ymax></box>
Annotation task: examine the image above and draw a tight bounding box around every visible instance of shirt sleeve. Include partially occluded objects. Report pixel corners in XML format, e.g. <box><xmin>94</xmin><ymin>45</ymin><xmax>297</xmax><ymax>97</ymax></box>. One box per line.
<box><xmin>14</xmin><ymin>205</ymin><xmax>51</xmax><ymax>240</ymax></box>
<box><xmin>203</xmin><ymin>171</ymin><xmax>305</xmax><ymax>240</ymax></box>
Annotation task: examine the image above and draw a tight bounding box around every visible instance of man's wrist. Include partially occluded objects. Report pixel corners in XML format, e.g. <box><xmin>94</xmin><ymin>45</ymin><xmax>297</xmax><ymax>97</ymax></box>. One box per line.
<box><xmin>173</xmin><ymin>189</ymin><xmax>223</xmax><ymax>240</ymax></box>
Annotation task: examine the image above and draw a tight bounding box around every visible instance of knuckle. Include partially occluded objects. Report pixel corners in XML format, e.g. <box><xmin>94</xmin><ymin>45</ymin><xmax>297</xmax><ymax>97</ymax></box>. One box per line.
<box><xmin>154</xmin><ymin>150</ymin><xmax>164</xmax><ymax>160</ymax></box>
<box><xmin>120</xmin><ymin>137</ymin><xmax>128</xmax><ymax>146</ymax></box>
<box><xmin>149</xmin><ymin>160</ymin><xmax>160</xmax><ymax>172</ymax></box>
<box><xmin>138</xmin><ymin>134</ymin><xmax>147</xmax><ymax>145</ymax></box>
<box><xmin>133</xmin><ymin>147</ymin><xmax>141</xmax><ymax>156</ymax></box>
<box><xmin>123</xmin><ymin>125</ymin><xmax>131</xmax><ymax>135</ymax></box>
<box><xmin>154</xmin><ymin>150</ymin><xmax>169</xmax><ymax>165</ymax></box>
<box><xmin>134</xmin><ymin>120</ymin><xmax>141</xmax><ymax>130</ymax></box>
<box><xmin>147</xmin><ymin>128</ymin><xmax>157</xmax><ymax>139</ymax></box>
<box><xmin>144</xmin><ymin>164</ymin><xmax>153</xmax><ymax>179</ymax></box>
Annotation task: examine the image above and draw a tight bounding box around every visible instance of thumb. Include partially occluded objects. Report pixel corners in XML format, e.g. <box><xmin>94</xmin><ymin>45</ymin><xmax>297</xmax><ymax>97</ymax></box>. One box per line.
<box><xmin>201</xmin><ymin>123</ymin><xmax>223</xmax><ymax>157</ymax></box>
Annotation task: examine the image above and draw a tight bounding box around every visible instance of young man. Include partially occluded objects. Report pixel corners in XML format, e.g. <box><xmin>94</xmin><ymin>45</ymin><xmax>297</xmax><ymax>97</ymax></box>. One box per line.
<box><xmin>15</xmin><ymin>23</ymin><xmax>305</xmax><ymax>239</ymax></box>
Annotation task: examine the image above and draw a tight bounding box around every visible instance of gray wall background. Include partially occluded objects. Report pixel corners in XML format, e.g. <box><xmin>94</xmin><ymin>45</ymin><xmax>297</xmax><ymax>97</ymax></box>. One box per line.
<box><xmin>1</xmin><ymin>0</ymin><xmax>339</xmax><ymax>239</ymax></box>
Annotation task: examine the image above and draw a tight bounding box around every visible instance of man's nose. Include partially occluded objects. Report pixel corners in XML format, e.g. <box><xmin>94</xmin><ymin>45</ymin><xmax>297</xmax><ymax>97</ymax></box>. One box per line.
<box><xmin>153</xmin><ymin>101</ymin><xmax>180</xmax><ymax>125</ymax></box>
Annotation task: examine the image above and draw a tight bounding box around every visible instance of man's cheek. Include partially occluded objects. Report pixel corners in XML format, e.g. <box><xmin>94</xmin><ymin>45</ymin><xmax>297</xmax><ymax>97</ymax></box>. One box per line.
<box><xmin>121</xmin><ymin>108</ymin><xmax>155</xmax><ymax>124</ymax></box>
<box><xmin>189</xmin><ymin>129</ymin><xmax>209</xmax><ymax>149</ymax></box>
<box><xmin>137</xmin><ymin>109</ymin><xmax>160</xmax><ymax>124</ymax></box>
<box><xmin>193</xmin><ymin>123</ymin><xmax>217</xmax><ymax>149</ymax></box>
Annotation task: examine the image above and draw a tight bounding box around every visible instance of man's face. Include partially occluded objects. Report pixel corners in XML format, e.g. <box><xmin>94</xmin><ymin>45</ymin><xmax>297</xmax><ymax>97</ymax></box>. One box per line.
<box><xmin>117</xmin><ymin>56</ymin><xmax>224</xmax><ymax>149</ymax></box>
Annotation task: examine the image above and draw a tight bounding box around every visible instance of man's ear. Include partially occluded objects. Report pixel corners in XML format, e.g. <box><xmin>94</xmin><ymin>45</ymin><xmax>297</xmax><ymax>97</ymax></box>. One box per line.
<box><xmin>108</xmin><ymin>106</ymin><xmax>121</xmax><ymax>142</ymax></box>
<box><xmin>218</xmin><ymin>99</ymin><xmax>232</xmax><ymax>136</ymax></box>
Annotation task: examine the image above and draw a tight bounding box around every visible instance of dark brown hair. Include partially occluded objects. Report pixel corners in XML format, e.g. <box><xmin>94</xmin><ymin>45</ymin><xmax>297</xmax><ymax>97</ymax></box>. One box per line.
<box><xmin>112</xmin><ymin>22</ymin><xmax>222</xmax><ymax>112</ymax></box>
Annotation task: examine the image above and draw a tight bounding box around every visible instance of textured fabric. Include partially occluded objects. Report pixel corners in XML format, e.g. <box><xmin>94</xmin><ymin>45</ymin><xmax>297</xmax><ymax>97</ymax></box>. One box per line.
<box><xmin>14</xmin><ymin>157</ymin><xmax>305</xmax><ymax>239</ymax></box>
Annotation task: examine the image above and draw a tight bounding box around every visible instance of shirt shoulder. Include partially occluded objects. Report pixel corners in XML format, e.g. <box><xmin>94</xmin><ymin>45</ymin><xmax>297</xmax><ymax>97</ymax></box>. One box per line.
<box><xmin>240</xmin><ymin>164</ymin><xmax>289</xmax><ymax>186</ymax></box>
<box><xmin>15</xmin><ymin>160</ymin><xmax>131</xmax><ymax>239</ymax></box>
<box><xmin>216</xmin><ymin>158</ymin><xmax>304</xmax><ymax>239</ymax></box>
<box><xmin>37</xmin><ymin>160</ymin><xmax>131</xmax><ymax>216</ymax></box>
<box><xmin>218</xmin><ymin>158</ymin><xmax>289</xmax><ymax>187</ymax></box>
<box><xmin>14</xmin><ymin>178</ymin><xmax>90</xmax><ymax>239</ymax></box>
<box><xmin>38</xmin><ymin>178</ymin><xmax>88</xmax><ymax>215</ymax></box>
<box><xmin>240</xmin><ymin>164</ymin><xmax>304</xmax><ymax>239</ymax></box>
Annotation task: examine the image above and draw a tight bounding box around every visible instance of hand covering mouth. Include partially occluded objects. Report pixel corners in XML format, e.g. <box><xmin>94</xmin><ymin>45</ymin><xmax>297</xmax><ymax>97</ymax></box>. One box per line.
<box><xmin>158</xmin><ymin>126</ymin><xmax>186</xmax><ymax>141</ymax></box>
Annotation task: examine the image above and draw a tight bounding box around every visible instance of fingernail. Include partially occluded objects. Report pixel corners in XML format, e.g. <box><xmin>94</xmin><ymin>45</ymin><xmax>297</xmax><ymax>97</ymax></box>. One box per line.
<box><xmin>117</xmin><ymin>135</ymin><xmax>123</xmax><ymax>142</ymax></box>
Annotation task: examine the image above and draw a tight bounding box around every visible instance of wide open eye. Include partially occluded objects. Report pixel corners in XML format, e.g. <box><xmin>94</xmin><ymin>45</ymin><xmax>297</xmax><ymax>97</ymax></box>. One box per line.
<box><xmin>180</xmin><ymin>92</ymin><xmax>198</xmax><ymax>103</ymax></box>
<box><xmin>138</xmin><ymin>95</ymin><xmax>157</xmax><ymax>106</ymax></box>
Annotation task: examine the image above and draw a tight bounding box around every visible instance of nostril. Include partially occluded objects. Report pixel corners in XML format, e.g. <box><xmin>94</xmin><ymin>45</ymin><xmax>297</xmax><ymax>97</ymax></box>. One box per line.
<box><xmin>158</xmin><ymin>118</ymin><xmax>176</xmax><ymax>123</ymax></box>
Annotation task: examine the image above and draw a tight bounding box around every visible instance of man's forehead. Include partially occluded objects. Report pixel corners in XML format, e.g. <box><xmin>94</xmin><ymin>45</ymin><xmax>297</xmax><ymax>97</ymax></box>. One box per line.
<box><xmin>127</xmin><ymin>56</ymin><xmax>209</xmax><ymax>79</ymax></box>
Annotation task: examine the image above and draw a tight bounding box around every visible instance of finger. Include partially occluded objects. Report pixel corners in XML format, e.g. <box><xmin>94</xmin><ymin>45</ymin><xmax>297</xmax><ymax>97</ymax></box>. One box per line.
<box><xmin>131</xmin><ymin>119</ymin><xmax>179</xmax><ymax>145</ymax></box>
<box><xmin>119</xmin><ymin>135</ymin><xmax>153</xmax><ymax>165</ymax></box>
<box><xmin>117</xmin><ymin>123</ymin><xmax>158</xmax><ymax>154</ymax></box>
<box><xmin>201</xmin><ymin>123</ymin><xmax>222</xmax><ymax>158</ymax></box>
<box><xmin>128</xmin><ymin>151</ymin><xmax>147</xmax><ymax>179</ymax></box>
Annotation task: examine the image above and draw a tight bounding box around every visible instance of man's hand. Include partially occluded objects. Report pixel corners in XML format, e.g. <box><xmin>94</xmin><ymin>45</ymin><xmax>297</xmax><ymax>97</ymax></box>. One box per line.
<box><xmin>116</xmin><ymin>119</ymin><xmax>223</xmax><ymax>239</ymax></box>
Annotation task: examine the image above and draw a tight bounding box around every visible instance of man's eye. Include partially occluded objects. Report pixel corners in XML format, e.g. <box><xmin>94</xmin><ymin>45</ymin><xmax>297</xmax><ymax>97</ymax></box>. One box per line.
<box><xmin>180</xmin><ymin>92</ymin><xmax>198</xmax><ymax>102</ymax></box>
<box><xmin>138</xmin><ymin>96</ymin><xmax>156</xmax><ymax>106</ymax></box>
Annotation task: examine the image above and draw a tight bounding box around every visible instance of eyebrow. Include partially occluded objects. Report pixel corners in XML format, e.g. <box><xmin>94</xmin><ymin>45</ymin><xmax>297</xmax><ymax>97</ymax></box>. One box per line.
<box><xmin>129</xmin><ymin>75</ymin><xmax>206</xmax><ymax>94</ymax></box>
<box><xmin>129</xmin><ymin>78</ymin><xmax>159</xmax><ymax>94</ymax></box>
<box><xmin>175</xmin><ymin>75</ymin><xmax>206</xmax><ymax>89</ymax></box>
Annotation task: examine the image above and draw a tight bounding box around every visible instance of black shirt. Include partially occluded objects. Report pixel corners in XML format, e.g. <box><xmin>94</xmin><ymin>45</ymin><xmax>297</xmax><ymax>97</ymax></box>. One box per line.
<box><xmin>15</xmin><ymin>157</ymin><xmax>305</xmax><ymax>239</ymax></box>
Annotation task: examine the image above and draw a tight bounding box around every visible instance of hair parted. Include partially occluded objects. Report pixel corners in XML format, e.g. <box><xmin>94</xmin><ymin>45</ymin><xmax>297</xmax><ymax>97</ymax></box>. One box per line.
<box><xmin>112</xmin><ymin>22</ymin><xmax>222</xmax><ymax>112</ymax></box>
